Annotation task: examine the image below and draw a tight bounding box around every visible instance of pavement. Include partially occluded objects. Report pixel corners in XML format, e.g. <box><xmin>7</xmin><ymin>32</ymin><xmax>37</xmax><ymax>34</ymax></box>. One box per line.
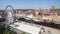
<box><xmin>22</xmin><ymin>22</ymin><xmax>60</xmax><ymax>34</ymax></box>
<box><xmin>9</xmin><ymin>21</ymin><xmax>60</xmax><ymax>34</ymax></box>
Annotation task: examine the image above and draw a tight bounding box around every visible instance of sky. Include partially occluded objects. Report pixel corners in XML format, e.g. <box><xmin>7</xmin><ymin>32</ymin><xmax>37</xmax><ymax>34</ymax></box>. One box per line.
<box><xmin>0</xmin><ymin>0</ymin><xmax>60</xmax><ymax>10</ymax></box>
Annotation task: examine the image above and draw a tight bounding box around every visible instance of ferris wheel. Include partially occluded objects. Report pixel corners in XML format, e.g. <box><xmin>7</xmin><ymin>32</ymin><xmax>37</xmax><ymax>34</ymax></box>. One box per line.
<box><xmin>5</xmin><ymin>5</ymin><xmax>16</xmax><ymax>25</ymax></box>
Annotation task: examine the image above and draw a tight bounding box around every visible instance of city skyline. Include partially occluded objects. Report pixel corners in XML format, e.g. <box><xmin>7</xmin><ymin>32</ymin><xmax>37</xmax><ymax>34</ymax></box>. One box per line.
<box><xmin>0</xmin><ymin>0</ymin><xmax>60</xmax><ymax>10</ymax></box>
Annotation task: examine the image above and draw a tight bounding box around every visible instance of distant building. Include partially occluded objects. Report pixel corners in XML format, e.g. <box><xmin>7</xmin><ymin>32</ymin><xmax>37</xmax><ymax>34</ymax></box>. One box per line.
<box><xmin>15</xmin><ymin>7</ymin><xmax>60</xmax><ymax>24</ymax></box>
<box><xmin>0</xmin><ymin>10</ymin><xmax>6</xmax><ymax>18</ymax></box>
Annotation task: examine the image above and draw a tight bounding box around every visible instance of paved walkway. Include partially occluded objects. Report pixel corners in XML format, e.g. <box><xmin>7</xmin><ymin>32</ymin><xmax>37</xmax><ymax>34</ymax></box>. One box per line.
<box><xmin>25</xmin><ymin>22</ymin><xmax>60</xmax><ymax>34</ymax></box>
<box><xmin>10</xmin><ymin>21</ymin><xmax>60</xmax><ymax>34</ymax></box>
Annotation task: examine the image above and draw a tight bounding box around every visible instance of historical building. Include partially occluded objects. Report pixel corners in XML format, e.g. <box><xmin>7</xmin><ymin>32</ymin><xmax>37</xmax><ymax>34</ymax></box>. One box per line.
<box><xmin>7</xmin><ymin>6</ymin><xmax>60</xmax><ymax>24</ymax></box>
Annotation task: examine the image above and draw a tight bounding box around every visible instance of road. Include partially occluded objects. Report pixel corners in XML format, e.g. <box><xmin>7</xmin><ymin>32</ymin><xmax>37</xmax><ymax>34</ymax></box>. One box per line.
<box><xmin>24</xmin><ymin>22</ymin><xmax>60</xmax><ymax>34</ymax></box>
<box><xmin>10</xmin><ymin>21</ymin><xmax>60</xmax><ymax>34</ymax></box>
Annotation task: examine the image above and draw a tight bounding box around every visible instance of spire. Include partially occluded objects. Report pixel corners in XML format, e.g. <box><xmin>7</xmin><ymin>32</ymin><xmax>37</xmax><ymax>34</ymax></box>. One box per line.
<box><xmin>51</xmin><ymin>6</ymin><xmax>55</xmax><ymax>9</ymax></box>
